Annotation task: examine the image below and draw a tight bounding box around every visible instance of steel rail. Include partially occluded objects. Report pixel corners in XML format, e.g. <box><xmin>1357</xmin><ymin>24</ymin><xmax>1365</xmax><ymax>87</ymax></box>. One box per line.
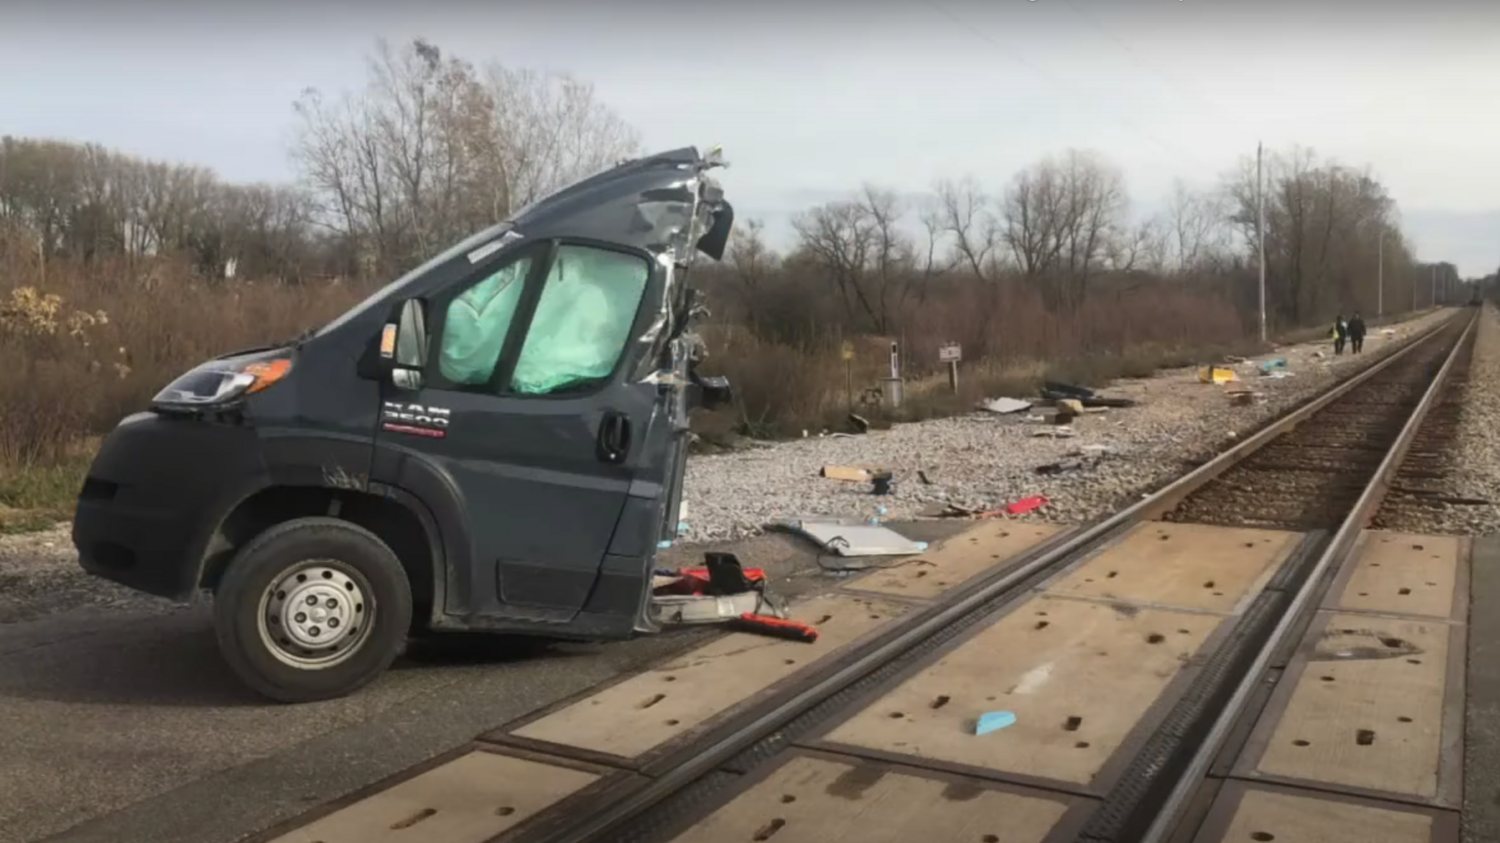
<box><xmin>1136</xmin><ymin>309</ymin><xmax>1477</xmax><ymax>843</ymax></box>
<box><xmin>545</xmin><ymin>312</ymin><xmax>1464</xmax><ymax>843</ymax></box>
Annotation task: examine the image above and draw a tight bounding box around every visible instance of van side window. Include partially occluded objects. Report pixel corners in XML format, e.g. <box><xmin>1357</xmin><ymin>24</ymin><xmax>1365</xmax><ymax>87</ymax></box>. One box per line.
<box><xmin>508</xmin><ymin>245</ymin><xmax>650</xmax><ymax>396</ymax></box>
<box><xmin>438</xmin><ymin>255</ymin><xmax>534</xmax><ymax>385</ymax></box>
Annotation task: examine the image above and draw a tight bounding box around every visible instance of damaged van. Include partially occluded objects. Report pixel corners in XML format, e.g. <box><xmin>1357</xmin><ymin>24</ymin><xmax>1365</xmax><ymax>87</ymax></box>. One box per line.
<box><xmin>71</xmin><ymin>146</ymin><xmax>734</xmax><ymax>702</ymax></box>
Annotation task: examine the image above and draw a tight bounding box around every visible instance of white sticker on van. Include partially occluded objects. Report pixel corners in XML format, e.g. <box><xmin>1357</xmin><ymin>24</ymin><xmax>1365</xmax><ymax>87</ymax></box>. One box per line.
<box><xmin>467</xmin><ymin>241</ymin><xmax>504</xmax><ymax>264</ymax></box>
<box><xmin>467</xmin><ymin>230</ymin><xmax>524</xmax><ymax>264</ymax></box>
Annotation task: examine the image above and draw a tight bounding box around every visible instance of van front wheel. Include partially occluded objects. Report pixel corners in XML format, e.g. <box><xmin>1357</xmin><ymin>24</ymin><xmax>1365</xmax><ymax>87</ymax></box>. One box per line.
<box><xmin>213</xmin><ymin>517</ymin><xmax>412</xmax><ymax>703</ymax></box>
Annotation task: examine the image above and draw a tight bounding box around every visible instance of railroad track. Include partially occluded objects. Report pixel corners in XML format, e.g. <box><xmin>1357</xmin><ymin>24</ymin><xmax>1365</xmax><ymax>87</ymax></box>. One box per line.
<box><xmin>1373</xmin><ymin>324</ymin><xmax>1483</xmax><ymax>524</ymax></box>
<box><xmin>518</xmin><ymin>312</ymin><xmax>1476</xmax><ymax>843</ymax></box>
<box><xmin>1163</xmin><ymin>319</ymin><xmax>1472</xmax><ymax>531</ymax></box>
<box><xmin>254</xmin><ymin>311</ymin><xmax>1477</xmax><ymax>843</ymax></box>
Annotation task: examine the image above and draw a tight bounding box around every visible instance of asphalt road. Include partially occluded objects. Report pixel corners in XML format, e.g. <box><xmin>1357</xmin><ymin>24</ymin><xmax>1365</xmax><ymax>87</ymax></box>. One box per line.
<box><xmin>0</xmin><ymin>521</ymin><xmax>964</xmax><ymax>843</ymax></box>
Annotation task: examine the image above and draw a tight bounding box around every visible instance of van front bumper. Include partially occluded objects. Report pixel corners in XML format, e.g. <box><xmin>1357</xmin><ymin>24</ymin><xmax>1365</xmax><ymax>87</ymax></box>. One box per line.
<box><xmin>72</xmin><ymin>412</ymin><xmax>269</xmax><ymax>601</ymax></box>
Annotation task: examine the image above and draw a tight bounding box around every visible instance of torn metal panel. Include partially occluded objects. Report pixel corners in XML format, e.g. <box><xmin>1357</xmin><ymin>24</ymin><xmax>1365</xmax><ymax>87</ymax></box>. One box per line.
<box><xmin>979</xmin><ymin>397</ymin><xmax>1032</xmax><ymax>414</ymax></box>
<box><xmin>784</xmin><ymin>519</ymin><xmax>928</xmax><ymax>557</ymax></box>
<box><xmin>650</xmin><ymin>591</ymin><xmax>764</xmax><ymax>625</ymax></box>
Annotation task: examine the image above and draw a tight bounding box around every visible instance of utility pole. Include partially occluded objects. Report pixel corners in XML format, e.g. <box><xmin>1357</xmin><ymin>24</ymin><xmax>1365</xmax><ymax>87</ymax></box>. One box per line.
<box><xmin>1431</xmin><ymin>265</ymin><xmax>1437</xmax><ymax>308</ymax></box>
<box><xmin>1257</xmin><ymin>142</ymin><xmax>1266</xmax><ymax>342</ymax></box>
<box><xmin>1377</xmin><ymin>229</ymin><xmax>1384</xmax><ymax>317</ymax></box>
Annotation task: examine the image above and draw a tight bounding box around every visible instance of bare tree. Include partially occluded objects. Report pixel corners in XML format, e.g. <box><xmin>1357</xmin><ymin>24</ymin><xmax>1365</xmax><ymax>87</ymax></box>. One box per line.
<box><xmin>1000</xmin><ymin>149</ymin><xmax>1129</xmax><ymax>310</ymax></box>
<box><xmin>724</xmin><ymin>219</ymin><xmax>779</xmax><ymax>329</ymax></box>
<box><xmin>481</xmin><ymin>65</ymin><xmax>641</xmax><ymax>218</ymax></box>
<box><xmin>291</xmin><ymin>38</ymin><xmax>641</xmax><ymax>278</ymax></box>
<box><xmin>792</xmin><ymin>186</ymin><xmax>945</xmax><ymax>334</ymax></box>
<box><xmin>934</xmin><ymin>176</ymin><xmax>1002</xmax><ymax>282</ymax></box>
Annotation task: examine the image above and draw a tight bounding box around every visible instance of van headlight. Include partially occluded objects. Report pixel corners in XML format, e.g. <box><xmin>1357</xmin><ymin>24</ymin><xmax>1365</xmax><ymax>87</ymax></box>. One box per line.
<box><xmin>152</xmin><ymin>357</ymin><xmax>293</xmax><ymax>409</ymax></box>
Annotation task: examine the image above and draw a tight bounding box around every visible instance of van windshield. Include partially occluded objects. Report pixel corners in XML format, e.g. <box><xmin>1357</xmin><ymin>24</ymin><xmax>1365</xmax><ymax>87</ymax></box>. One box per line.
<box><xmin>310</xmin><ymin>222</ymin><xmax>515</xmax><ymax>340</ymax></box>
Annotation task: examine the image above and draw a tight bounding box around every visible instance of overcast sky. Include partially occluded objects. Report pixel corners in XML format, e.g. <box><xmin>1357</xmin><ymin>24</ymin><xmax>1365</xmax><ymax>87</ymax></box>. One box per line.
<box><xmin>4</xmin><ymin>0</ymin><xmax>1497</xmax><ymax>276</ymax></box>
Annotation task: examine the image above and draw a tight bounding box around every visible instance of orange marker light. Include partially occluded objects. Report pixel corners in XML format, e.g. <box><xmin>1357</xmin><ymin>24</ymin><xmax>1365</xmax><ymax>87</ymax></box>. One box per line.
<box><xmin>379</xmin><ymin>324</ymin><xmax>397</xmax><ymax>358</ymax></box>
<box><xmin>243</xmin><ymin>358</ymin><xmax>293</xmax><ymax>393</ymax></box>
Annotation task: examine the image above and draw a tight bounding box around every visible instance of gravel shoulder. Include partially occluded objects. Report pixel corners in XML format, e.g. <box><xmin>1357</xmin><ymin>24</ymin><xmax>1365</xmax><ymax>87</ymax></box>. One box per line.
<box><xmin>1377</xmin><ymin>304</ymin><xmax>1500</xmax><ymax>536</ymax></box>
<box><xmin>682</xmin><ymin>309</ymin><xmax>1456</xmax><ymax>542</ymax></box>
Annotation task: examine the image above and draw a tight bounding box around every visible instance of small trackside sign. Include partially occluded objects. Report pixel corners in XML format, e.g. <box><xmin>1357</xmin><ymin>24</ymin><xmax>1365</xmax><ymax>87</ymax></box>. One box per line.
<box><xmin>381</xmin><ymin>401</ymin><xmax>450</xmax><ymax>438</ymax></box>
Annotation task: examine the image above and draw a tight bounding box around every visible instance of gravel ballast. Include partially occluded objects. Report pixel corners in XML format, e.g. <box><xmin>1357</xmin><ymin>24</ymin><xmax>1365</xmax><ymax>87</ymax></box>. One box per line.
<box><xmin>0</xmin><ymin>309</ymin><xmax>1459</xmax><ymax>620</ymax></box>
<box><xmin>680</xmin><ymin>309</ymin><xmax>1455</xmax><ymax>541</ymax></box>
<box><xmin>1378</xmin><ymin>304</ymin><xmax>1500</xmax><ymax>536</ymax></box>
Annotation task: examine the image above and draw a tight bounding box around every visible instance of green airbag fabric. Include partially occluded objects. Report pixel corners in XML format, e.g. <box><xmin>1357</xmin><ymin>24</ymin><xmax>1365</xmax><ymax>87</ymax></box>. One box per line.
<box><xmin>439</xmin><ymin>257</ymin><xmax>532</xmax><ymax>385</ymax></box>
<box><xmin>438</xmin><ymin>246</ymin><xmax>649</xmax><ymax>393</ymax></box>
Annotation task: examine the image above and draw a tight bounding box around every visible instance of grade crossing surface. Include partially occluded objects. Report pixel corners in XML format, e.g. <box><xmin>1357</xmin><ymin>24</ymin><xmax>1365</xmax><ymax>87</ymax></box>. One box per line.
<box><xmin>247</xmin><ymin>312</ymin><xmax>1478</xmax><ymax>843</ymax></box>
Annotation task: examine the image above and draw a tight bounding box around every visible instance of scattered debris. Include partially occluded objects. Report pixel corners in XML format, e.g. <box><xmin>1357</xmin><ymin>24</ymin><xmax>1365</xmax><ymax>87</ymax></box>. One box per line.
<box><xmin>650</xmin><ymin>592</ymin><xmax>763</xmax><ymax>625</ymax></box>
<box><xmin>975</xmin><ymin>711</ymin><xmax>1018</xmax><ymax>735</ymax></box>
<box><xmin>1198</xmin><ymin>365</ymin><xmax>1238</xmax><ymax>384</ymax></box>
<box><xmin>1035</xmin><ymin>444</ymin><xmax>1115</xmax><ymax>476</ymax></box>
<box><xmin>1055</xmin><ymin>398</ymin><xmax>1085</xmax><ymax>424</ymax></box>
<box><xmin>978</xmin><ymin>397</ymin><xmax>1032</xmax><ymax>415</ymax></box>
<box><xmin>848</xmin><ymin>413</ymin><xmax>870</xmax><ymax>434</ymax></box>
<box><xmin>822</xmin><ymin>465</ymin><xmax>875</xmax><ymax>482</ymax></box>
<box><xmin>1005</xmin><ymin>495</ymin><xmax>1048</xmax><ymax>515</ymax></box>
<box><xmin>1265</xmin><ymin>370</ymin><xmax>1294</xmax><ymax>380</ymax></box>
<box><xmin>731</xmin><ymin>613</ymin><xmax>819</xmax><ymax>643</ymax></box>
<box><xmin>783</xmin><ymin>518</ymin><xmax>928</xmax><ymax>557</ymax></box>
<box><xmin>1258</xmin><ymin>358</ymin><xmax>1288</xmax><ymax>375</ymax></box>
<box><xmin>1035</xmin><ymin>459</ymin><xmax>1086</xmax><ymax>476</ymax></box>
<box><xmin>1032</xmin><ymin>426</ymin><xmax>1076</xmax><ymax>439</ymax></box>
<box><xmin>650</xmin><ymin>552</ymin><xmax>785</xmax><ymax>627</ymax></box>
<box><xmin>918</xmin><ymin>469</ymin><xmax>934</xmax><ymax>485</ymax></box>
<box><xmin>821</xmin><ymin>464</ymin><xmax>894</xmax><ymax>494</ymax></box>
<box><xmin>1044</xmin><ymin>380</ymin><xmax>1093</xmax><ymax>399</ymax></box>
<box><xmin>923</xmin><ymin>494</ymin><xmax>1046</xmax><ymax>520</ymax></box>
<box><xmin>1038</xmin><ymin>387</ymin><xmax>1138</xmax><ymax>408</ymax></box>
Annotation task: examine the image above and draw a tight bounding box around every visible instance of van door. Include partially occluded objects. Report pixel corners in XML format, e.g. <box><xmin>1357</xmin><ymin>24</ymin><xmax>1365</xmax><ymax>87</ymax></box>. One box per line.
<box><xmin>374</xmin><ymin>239</ymin><xmax>665</xmax><ymax>625</ymax></box>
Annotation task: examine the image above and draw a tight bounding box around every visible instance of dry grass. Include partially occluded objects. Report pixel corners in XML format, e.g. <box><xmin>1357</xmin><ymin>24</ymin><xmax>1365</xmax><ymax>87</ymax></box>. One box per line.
<box><xmin>691</xmin><ymin>277</ymin><xmax>1265</xmax><ymax>444</ymax></box>
<box><xmin>0</xmin><ymin>244</ymin><xmax>376</xmax><ymax>525</ymax></box>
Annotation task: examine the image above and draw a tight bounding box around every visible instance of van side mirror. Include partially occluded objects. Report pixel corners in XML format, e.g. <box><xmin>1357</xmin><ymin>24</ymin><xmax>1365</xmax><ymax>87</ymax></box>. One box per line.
<box><xmin>380</xmin><ymin>299</ymin><xmax>428</xmax><ymax>390</ymax></box>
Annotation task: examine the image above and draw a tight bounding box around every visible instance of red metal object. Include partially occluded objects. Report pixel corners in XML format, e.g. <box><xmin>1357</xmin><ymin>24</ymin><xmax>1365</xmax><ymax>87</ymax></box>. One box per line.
<box><xmin>732</xmin><ymin>613</ymin><xmax>819</xmax><ymax>643</ymax></box>
<box><xmin>655</xmin><ymin>566</ymin><xmax>768</xmax><ymax>597</ymax></box>
<box><xmin>1005</xmin><ymin>494</ymin><xmax>1049</xmax><ymax>515</ymax></box>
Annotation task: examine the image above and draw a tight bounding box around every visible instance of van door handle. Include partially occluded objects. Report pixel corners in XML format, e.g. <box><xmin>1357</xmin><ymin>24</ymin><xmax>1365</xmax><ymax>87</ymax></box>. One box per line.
<box><xmin>597</xmin><ymin>412</ymin><xmax>631</xmax><ymax>464</ymax></box>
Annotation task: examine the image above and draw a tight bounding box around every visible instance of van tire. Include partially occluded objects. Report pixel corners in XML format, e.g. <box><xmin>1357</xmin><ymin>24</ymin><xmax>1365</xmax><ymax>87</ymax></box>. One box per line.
<box><xmin>213</xmin><ymin>517</ymin><xmax>412</xmax><ymax>703</ymax></box>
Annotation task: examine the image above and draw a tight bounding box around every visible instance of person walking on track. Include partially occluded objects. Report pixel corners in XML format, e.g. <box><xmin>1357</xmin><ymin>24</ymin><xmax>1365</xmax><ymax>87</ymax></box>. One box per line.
<box><xmin>1348</xmin><ymin>311</ymin><xmax>1367</xmax><ymax>353</ymax></box>
<box><xmin>1333</xmin><ymin>313</ymin><xmax>1348</xmax><ymax>355</ymax></box>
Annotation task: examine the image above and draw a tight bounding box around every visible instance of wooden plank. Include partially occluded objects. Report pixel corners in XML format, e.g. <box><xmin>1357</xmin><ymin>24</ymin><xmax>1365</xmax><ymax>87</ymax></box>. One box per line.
<box><xmin>821</xmin><ymin>594</ymin><xmax>1222</xmax><ymax>785</ymax></box>
<box><xmin>1043</xmin><ymin>522</ymin><xmax>1300</xmax><ymax>614</ymax></box>
<box><xmin>1334</xmin><ymin>532</ymin><xmax>1463</xmax><ymax>620</ymax></box>
<box><xmin>844</xmin><ymin>521</ymin><xmax>1063</xmax><ymax>601</ymax></box>
<box><xmin>511</xmin><ymin>593</ymin><xmax>909</xmax><ymax>758</ymax></box>
<box><xmin>1194</xmin><ymin>787</ymin><xmax>1436</xmax><ymax>843</ymax></box>
<box><xmin>267</xmin><ymin>751</ymin><xmax>597</xmax><ymax>843</ymax></box>
<box><xmin>664</xmin><ymin>756</ymin><xmax>1069</xmax><ymax>843</ymax></box>
<box><xmin>1254</xmin><ymin>613</ymin><xmax>1450</xmax><ymax>799</ymax></box>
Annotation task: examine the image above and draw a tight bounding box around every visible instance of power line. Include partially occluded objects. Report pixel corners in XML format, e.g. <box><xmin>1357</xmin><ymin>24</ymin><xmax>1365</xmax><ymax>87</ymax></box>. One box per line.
<box><xmin>916</xmin><ymin>0</ymin><xmax>1220</xmax><ymax>173</ymax></box>
<box><xmin>1053</xmin><ymin>0</ymin><xmax>1258</xmax><ymax>138</ymax></box>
